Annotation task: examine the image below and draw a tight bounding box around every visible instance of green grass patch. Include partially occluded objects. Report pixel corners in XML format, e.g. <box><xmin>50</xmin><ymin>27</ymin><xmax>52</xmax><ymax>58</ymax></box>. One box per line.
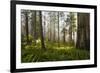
<box><xmin>21</xmin><ymin>43</ymin><xmax>90</xmax><ymax>63</ymax></box>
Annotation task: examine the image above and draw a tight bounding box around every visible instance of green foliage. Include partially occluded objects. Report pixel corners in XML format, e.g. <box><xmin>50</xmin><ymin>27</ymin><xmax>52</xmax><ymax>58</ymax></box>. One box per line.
<box><xmin>21</xmin><ymin>11</ymin><xmax>90</xmax><ymax>63</ymax></box>
<box><xmin>23</xmin><ymin>35</ymin><xmax>33</xmax><ymax>42</ymax></box>
<box><xmin>21</xmin><ymin>42</ymin><xmax>90</xmax><ymax>63</ymax></box>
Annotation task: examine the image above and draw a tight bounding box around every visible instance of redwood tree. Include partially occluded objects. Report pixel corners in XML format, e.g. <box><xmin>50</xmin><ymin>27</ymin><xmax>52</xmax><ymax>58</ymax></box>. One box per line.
<box><xmin>76</xmin><ymin>13</ymin><xmax>90</xmax><ymax>50</ymax></box>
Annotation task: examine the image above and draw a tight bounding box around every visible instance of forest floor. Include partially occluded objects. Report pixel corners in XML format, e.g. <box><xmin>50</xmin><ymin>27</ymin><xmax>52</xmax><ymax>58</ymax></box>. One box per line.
<box><xmin>21</xmin><ymin>42</ymin><xmax>90</xmax><ymax>63</ymax></box>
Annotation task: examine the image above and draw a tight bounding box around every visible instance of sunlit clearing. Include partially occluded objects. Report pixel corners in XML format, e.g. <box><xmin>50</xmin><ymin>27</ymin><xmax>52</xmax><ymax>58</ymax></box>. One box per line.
<box><xmin>36</xmin><ymin>39</ymin><xmax>41</xmax><ymax>43</ymax></box>
<box><xmin>54</xmin><ymin>46</ymin><xmax>73</xmax><ymax>50</ymax></box>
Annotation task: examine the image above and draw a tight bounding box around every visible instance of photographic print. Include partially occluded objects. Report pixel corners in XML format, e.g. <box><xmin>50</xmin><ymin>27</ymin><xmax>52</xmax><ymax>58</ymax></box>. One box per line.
<box><xmin>11</xmin><ymin>1</ymin><xmax>97</xmax><ymax>72</ymax></box>
<box><xmin>21</xmin><ymin>10</ymin><xmax>90</xmax><ymax>62</ymax></box>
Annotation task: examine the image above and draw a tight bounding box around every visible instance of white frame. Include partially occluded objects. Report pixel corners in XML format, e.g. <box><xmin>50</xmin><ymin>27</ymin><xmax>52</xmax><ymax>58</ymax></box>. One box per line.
<box><xmin>16</xmin><ymin>4</ymin><xmax>94</xmax><ymax>69</ymax></box>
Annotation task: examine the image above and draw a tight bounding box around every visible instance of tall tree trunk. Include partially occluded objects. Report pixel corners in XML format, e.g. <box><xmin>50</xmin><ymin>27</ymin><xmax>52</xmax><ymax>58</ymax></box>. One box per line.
<box><xmin>47</xmin><ymin>22</ymin><xmax>50</xmax><ymax>41</ymax></box>
<box><xmin>50</xmin><ymin>15</ymin><xmax>52</xmax><ymax>42</ymax></box>
<box><xmin>39</xmin><ymin>11</ymin><xmax>46</xmax><ymax>49</ymax></box>
<box><xmin>44</xmin><ymin>16</ymin><xmax>46</xmax><ymax>40</ymax></box>
<box><xmin>32</xmin><ymin>11</ymin><xmax>36</xmax><ymax>45</ymax></box>
<box><xmin>25</xmin><ymin>12</ymin><xmax>29</xmax><ymax>44</ymax></box>
<box><xmin>69</xmin><ymin>23</ymin><xmax>72</xmax><ymax>42</ymax></box>
<box><xmin>72</xmin><ymin>32</ymin><xmax>75</xmax><ymax>46</ymax></box>
<box><xmin>76</xmin><ymin>13</ymin><xmax>90</xmax><ymax>50</ymax></box>
<box><xmin>63</xmin><ymin>28</ymin><xmax>66</xmax><ymax>43</ymax></box>
<box><xmin>58</xmin><ymin>12</ymin><xmax>60</xmax><ymax>47</ymax></box>
<box><xmin>53</xmin><ymin>22</ymin><xmax>56</xmax><ymax>42</ymax></box>
<box><xmin>84</xmin><ymin>13</ymin><xmax>90</xmax><ymax>49</ymax></box>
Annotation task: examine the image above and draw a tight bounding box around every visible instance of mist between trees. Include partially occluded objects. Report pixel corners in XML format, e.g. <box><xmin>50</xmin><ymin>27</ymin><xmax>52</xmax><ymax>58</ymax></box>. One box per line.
<box><xmin>21</xmin><ymin>10</ymin><xmax>90</xmax><ymax>62</ymax></box>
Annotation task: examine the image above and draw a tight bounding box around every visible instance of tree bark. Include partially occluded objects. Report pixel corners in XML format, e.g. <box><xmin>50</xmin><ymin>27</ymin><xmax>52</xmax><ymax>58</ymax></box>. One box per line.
<box><xmin>32</xmin><ymin>11</ymin><xmax>37</xmax><ymax>45</ymax></box>
<box><xmin>69</xmin><ymin>25</ymin><xmax>72</xmax><ymax>42</ymax></box>
<box><xmin>58</xmin><ymin>12</ymin><xmax>60</xmax><ymax>47</ymax></box>
<box><xmin>25</xmin><ymin>12</ymin><xmax>29</xmax><ymax>44</ymax></box>
<box><xmin>39</xmin><ymin>11</ymin><xmax>46</xmax><ymax>49</ymax></box>
<box><xmin>63</xmin><ymin>28</ymin><xmax>66</xmax><ymax>43</ymax></box>
<box><xmin>76</xmin><ymin>13</ymin><xmax>90</xmax><ymax>50</ymax></box>
<box><xmin>44</xmin><ymin>15</ymin><xmax>46</xmax><ymax>40</ymax></box>
<box><xmin>53</xmin><ymin>22</ymin><xmax>56</xmax><ymax>42</ymax></box>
